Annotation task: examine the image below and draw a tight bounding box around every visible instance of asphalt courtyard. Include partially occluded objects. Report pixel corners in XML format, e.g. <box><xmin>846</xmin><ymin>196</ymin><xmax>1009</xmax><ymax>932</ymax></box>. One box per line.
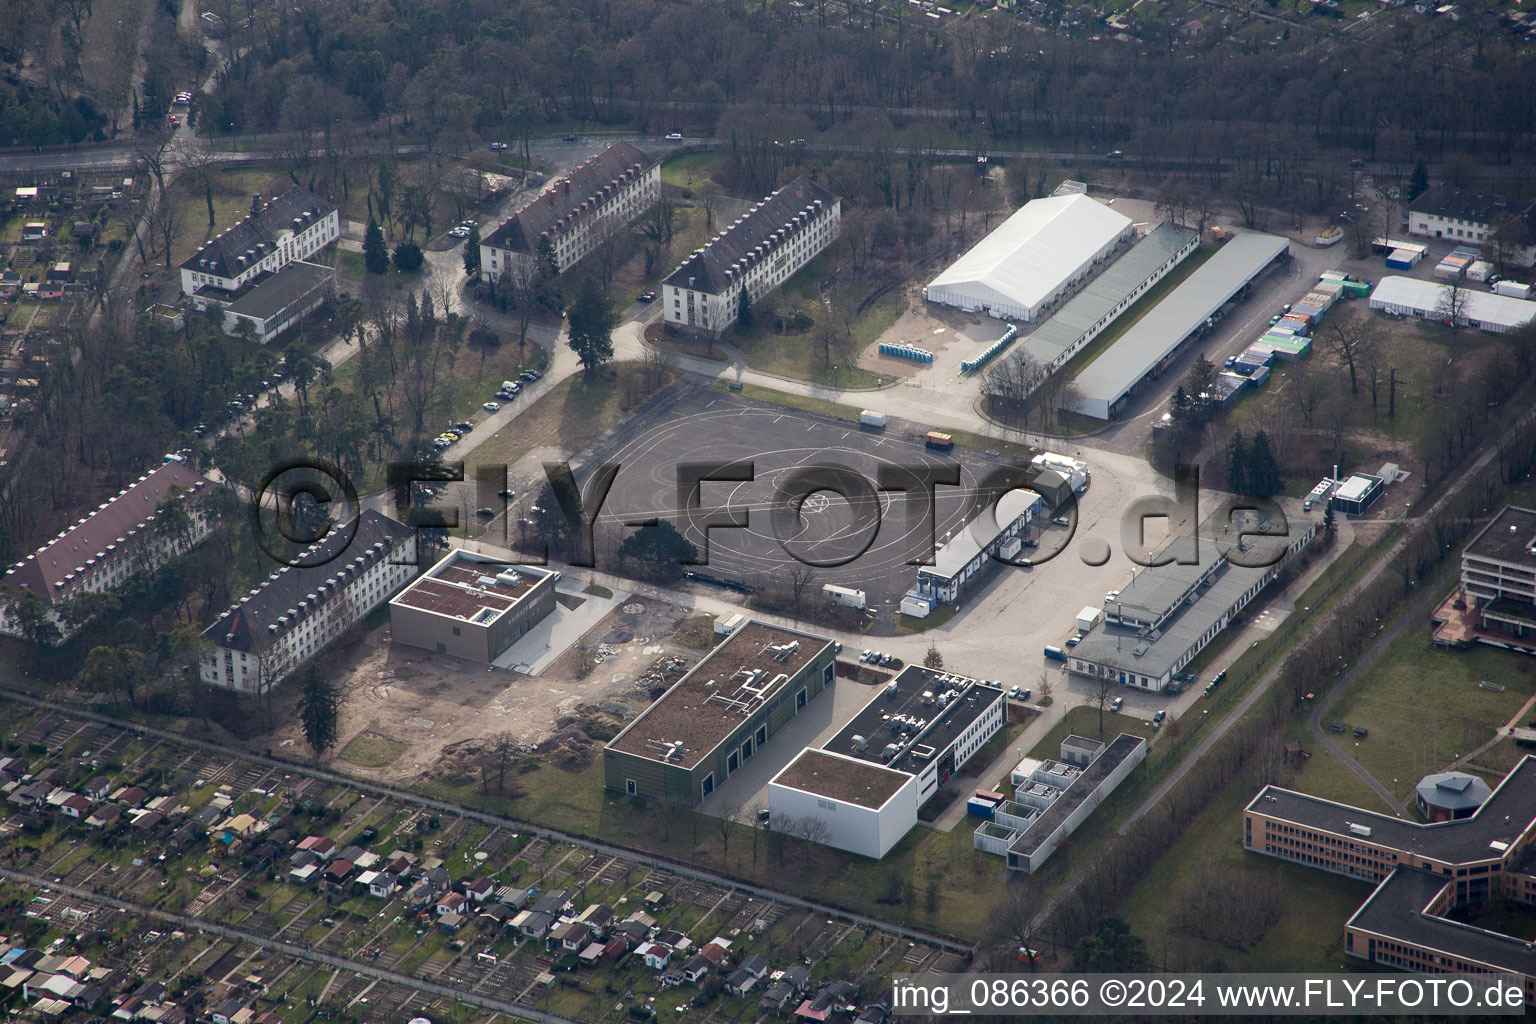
<box><xmin>577</xmin><ymin>386</ymin><xmax>1031</xmax><ymax>608</ymax></box>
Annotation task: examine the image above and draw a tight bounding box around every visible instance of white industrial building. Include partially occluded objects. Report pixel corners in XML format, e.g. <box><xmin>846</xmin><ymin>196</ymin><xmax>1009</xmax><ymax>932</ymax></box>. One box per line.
<box><xmin>200</xmin><ymin>510</ymin><xmax>418</xmax><ymax>694</ymax></box>
<box><xmin>913</xmin><ymin>488</ymin><xmax>1043</xmax><ymax>607</ymax></box>
<box><xmin>975</xmin><ymin>734</ymin><xmax>1147</xmax><ymax>873</ymax></box>
<box><xmin>1368</xmin><ymin>275</ymin><xmax>1536</xmax><ymax>334</ymax></box>
<box><xmin>768</xmin><ymin>666</ymin><xmax>1006</xmax><ymax>859</ymax></box>
<box><xmin>923</xmin><ymin>194</ymin><xmax>1134</xmax><ymax>322</ymax></box>
<box><xmin>481</xmin><ymin>141</ymin><xmax>659</xmax><ymax>281</ymax></box>
<box><xmin>662</xmin><ymin>177</ymin><xmax>840</xmax><ymax>338</ymax></box>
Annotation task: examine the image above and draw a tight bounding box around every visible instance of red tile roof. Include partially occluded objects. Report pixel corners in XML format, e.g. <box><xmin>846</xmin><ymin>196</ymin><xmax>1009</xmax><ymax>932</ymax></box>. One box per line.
<box><xmin>4</xmin><ymin>463</ymin><xmax>214</xmax><ymax>603</ymax></box>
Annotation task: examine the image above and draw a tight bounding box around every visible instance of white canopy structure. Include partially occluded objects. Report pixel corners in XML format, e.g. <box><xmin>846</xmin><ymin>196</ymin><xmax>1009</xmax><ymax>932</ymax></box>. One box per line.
<box><xmin>924</xmin><ymin>194</ymin><xmax>1134</xmax><ymax>322</ymax></box>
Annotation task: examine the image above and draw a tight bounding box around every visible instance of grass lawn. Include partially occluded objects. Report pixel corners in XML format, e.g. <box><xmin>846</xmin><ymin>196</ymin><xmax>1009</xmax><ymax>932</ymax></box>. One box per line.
<box><xmin>1326</xmin><ymin>632</ymin><xmax>1536</xmax><ymax>807</ymax></box>
<box><xmin>468</xmin><ymin>361</ymin><xmax>674</xmax><ymax>473</ymax></box>
<box><xmin>339</xmin><ymin>733</ymin><xmax>408</xmax><ymax>768</ymax></box>
<box><xmin>725</xmin><ymin>250</ymin><xmax>891</xmax><ymax>388</ymax></box>
<box><xmin>1064</xmin><ymin>244</ymin><xmax>1216</xmax><ymax>383</ymax></box>
<box><xmin>168</xmin><ymin>168</ymin><xmax>289</xmax><ymax>267</ymax></box>
<box><xmin>893</xmin><ymin>604</ymin><xmax>958</xmax><ymax>634</ymax></box>
<box><xmin>1117</xmin><ymin>767</ymin><xmax>1374</xmax><ymax>973</ymax></box>
<box><xmin>660</xmin><ymin>151</ymin><xmax>721</xmax><ymax>190</ymax></box>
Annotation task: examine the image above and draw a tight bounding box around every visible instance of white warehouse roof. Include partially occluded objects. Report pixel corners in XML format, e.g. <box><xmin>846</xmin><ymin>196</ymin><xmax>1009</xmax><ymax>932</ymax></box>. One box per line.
<box><xmin>1367</xmin><ymin>275</ymin><xmax>1536</xmax><ymax>332</ymax></box>
<box><xmin>926</xmin><ymin>194</ymin><xmax>1132</xmax><ymax>318</ymax></box>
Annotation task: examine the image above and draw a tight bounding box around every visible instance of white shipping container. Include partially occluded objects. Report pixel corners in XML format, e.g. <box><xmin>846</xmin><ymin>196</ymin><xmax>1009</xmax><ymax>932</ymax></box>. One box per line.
<box><xmin>822</xmin><ymin>584</ymin><xmax>867</xmax><ymax>610</ymax></box>
<box><xmin>1493</xmin><ymin>280</ymin><xmax>1532</xmax><ymax>300</ymax></box>
<box><xmin>1466</xmin><ymin>260</ymin><xmax>1494</xmax><ymax>283</ymax></box>
<box><xmin>859</xmin><ymin>409</ymin><xmax>887</xmax><ymax>429</ymax></box>
<box><xmin>1076</xmin><ymin>606</ymin><xmax>1102</xmax><ymax>633</ymax></box>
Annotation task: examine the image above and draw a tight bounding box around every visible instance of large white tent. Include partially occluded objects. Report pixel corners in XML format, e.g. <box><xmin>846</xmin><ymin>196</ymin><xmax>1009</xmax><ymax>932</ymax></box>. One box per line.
<box><xmin>924</xmin><ymin>194</ymin><xmax>1133</xmax><ymax>322</ymax></box>
<box><xmin>1368</xmin><ymin>275</ymin><xmax>1536</xmax><ymax>334</ymax></box>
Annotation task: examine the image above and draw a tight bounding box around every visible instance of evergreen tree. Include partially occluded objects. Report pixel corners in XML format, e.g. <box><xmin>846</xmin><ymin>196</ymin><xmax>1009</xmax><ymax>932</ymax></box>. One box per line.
<box><xmin>537</xmin><ymin>234</ymin><xmax>559</xmax><ymax>278</ymax></box>
<box><xmin>738</xmin><ymin>287</ymin><xmax>754</xmax><ymax>329</ymax></box>
<box><xmin>1226</xmin><ymin>429</ymin><xmax>1249</xmax><ymax>494</ymax></box>
<box><xmin>296</xmin><ymin>667</ymin><xmax>344</xmax><ymax>755</ymax></box>
<box><xmin>1408</xmin><ymin>160</ymin><xmax>1429</xmax><ymax>202</ymax></box>
<box><xmin>1323</xmin><ymin>501</ymin><xmax>1336</xmax><ymax>535</ymax></box>
<box><xmin>462</xmin><ymin>224</ymin><xmax>481</xmax><ymax>277</ymax></box>
<box><xmin>392</xmin><ymin>241</ymin><xmax>423</xmax><ymax>272</ymax></box>
<box><xmin>566</xmin><ymin>277</ymin><xmax>618</xmax><ymax>376</ymax></box>
<box><xmin>1071</xmin><ymin>917</ymin><xmax>1151</xmax><ymax>973</ymax></box>
<box><xmin>617</xmin><ymin>520</ymin><xmax>698</xmax><ymax>584</ymax></box>
<box><xmin>1248</xmin><ymin>430</ymin><xmax>1282</xmax><ymax>498</ymax></box>
<box><xmin>362</xmin><ymin>219</ymin><xmax>389</xmax><ymax>275</ymax></box>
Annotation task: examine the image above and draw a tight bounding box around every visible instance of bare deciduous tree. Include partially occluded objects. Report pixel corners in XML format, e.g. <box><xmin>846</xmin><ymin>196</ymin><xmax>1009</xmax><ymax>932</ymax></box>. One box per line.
<box><xmin>1323</xmin><ymin>308</ymin><xmax>1380</xmax><ymax>395</ymax></box>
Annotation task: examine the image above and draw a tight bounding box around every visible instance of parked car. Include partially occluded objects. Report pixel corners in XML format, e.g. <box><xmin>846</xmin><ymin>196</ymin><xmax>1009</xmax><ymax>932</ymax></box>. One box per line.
<box><xmin>448</xmin><ymin>226</ymin><xmax>471</xmax><ymax>238</ymax></box>
<box><xmin>489</xmin><ymin>142</ymin><xmax>508</xmax><ymax>150</ymax></box>
<box><xmin>859</xmin><ymin>649</ymin><xmax>873</xmax><ymax>663</ymax></box>
<box><xmin>1018</xmin><ymin>688</ymin><xmax>1031</xmax><ymax>702</ymax></box>
<box><xmin>1152</xmin><ymin>710</ymin><xmax>1167</xmax><ymax>726</ymax></box>
<box><xmin>476</xmin><ymin>507</ymin><xmax>496</xmax><ymax>518</ymax></box>
<box><xmin>482</xmin><ymin>401</ymin><xmax>501</xmax><ymax>412</ymax></box>
<box><xmin>665</xmin><ymin>133</ymin><xmax>684</xmax><ymax>141</ymax></box>
<box><xmin>1052</xmin><ymin>515</ymin><xmax>1071</xmax><ymax>527</ymax></box>
<box><xmin>495</xmin><ymin>390</ymin><xmax>515</xmax><ymax>400</ymax></box>
<box><xmin>1066</xmin><ymin>634</ymin><xmax>1082</xmax><ymax>647</ymax></box>
<box><xmin>455</xmin><ymin>421</ymin><xmax>474</xmax><ymax>432</ymax></box>
<box><xmin>564</xmin><ymin>134</ymin><xmax>578</xmax><ymax>142</ymax></box>
<box><xmin>1109</xmin><ymin>696</ymin><xmax>1124</xmax><ymax>712</ymax></box>
<box><xmin>637</xmin><ymin>291</ymin><xmax>656</xmax><ymax>303</ymax></box>
<box><xmin>497</xmin><ymin>489</ymin><xmax>515</xmax><ymax>500</ymax></box>
<box><xmin>1007</xmin><ymin>686</ymin><xmax>1023</xmax><ymax>699</ymax></box>
<box><xmin>1106</xmin><ymin>150</ymin><xmax>1123</xmax><ymax>159</ymax></box>
<box><xmin>1223</xmin><ymin>356</ymin><xmax>1236</xmax><ymax>369</ymax></box>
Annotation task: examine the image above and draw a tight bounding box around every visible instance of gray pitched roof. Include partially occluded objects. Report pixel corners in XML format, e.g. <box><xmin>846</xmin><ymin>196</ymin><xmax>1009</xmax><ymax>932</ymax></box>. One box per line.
<box><xmin>482</xmin><ymin>142</ymin><xmax>654</xmax><ymax>256</ymax></box>
<box><xmin>180</xmin><ymin>188</ymin><xmax>335</xmax><ymax>278</ymax></box>
<box><xmin>1409</xmin><ymin>184</ymin><xmax>1536</xmax><ymax>239</ymax></box>
<box><xmin>663</xmin><ymin>176</ymin><xmax>838</xmax><ymax>295</ymax></box>
<box><xmin>202</xmin><ymin>510</ymin><xmax>411</xmax><ymax>655</ymax></box>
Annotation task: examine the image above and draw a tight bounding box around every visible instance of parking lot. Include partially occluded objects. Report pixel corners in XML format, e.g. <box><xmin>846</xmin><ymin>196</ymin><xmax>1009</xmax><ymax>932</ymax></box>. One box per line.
<box><xmin>580</xmin><ymin>387</ymin><xmax>1030</xmax><ymax>608</ymax></box>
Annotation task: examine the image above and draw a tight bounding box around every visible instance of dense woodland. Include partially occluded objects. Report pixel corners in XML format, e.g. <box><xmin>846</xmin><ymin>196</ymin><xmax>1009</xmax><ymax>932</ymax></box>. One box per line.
<box><xmin>4</xmin><ymin>0</ymin><xmax>1536</xmax><ymax>164</ymax></box>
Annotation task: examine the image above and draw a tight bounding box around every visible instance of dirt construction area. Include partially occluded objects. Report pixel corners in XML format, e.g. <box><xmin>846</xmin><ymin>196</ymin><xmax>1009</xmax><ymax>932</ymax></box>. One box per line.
<box><xmin>276</xmin><ymin>598</ymin><xmax>703</xmax><ymax>784</ymax></box>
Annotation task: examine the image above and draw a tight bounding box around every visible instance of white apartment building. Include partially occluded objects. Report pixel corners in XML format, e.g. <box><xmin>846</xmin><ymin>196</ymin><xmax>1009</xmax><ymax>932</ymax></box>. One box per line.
<box><xmin>1408</xmin><ymin>185</ymin><xmax>1536</xmax><ymax>266</ymax></box>
<box><xmin>200</xmin><ymin>510</ymin><xmax>418</xmax><ymax>694</ymax></box>
<box><xmin>0</xmin><ymin>462</ymin><xmax>217</xmax><ymax>640</ymax></box>
<box><xmin>480</xmin><ymin>141</ymin><xmax>659</xmax><ymax>282</ymax></box>
<box><xmin>662</xmin><ymin>177</ymin><xmax>841</xmax><ymax>338</ymax></box>
<box><xmin>179</xmin><ymin>188</ymin><xmax>341</xmax><ymax>343</ymax></box>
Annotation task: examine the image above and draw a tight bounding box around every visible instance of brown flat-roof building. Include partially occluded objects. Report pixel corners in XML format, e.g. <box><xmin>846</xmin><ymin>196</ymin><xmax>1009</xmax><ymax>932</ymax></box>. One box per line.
<box><xmin>1245</xmin><ymin>756</ymin><xmax>1536</xmax><ymax>1000</ymax></box>
<box><xmin>389</xmin><ymin>550</ymin><xmax>559</xmax><ymax>664</ymax></box>
<box><xmin>604</xmin><ymin>621</ymin><xmax>836</xmax><ymax>805</ymax></box>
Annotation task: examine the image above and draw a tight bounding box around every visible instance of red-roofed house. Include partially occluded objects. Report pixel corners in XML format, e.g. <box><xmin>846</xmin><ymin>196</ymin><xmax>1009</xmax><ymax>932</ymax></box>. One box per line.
<box><xmin>0</xmin><ymin>463</ymin><xmax>216</xmax><ymax>641</ymax></box>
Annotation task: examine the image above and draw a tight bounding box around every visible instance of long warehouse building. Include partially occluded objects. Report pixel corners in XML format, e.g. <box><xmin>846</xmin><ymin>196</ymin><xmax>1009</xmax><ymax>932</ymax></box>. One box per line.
<box><xmin>1070</xmin><ymin>231</ymin><xmax>1290</xmax><ymax>420</ymax></box>
<box><xmin>924</xmin><ymin>194</ymin><xmax>1135</xmax><ymax>322</ymax></box>
<box><xmin>1014</xmin><ymin>222</ymin><xmax>1199</xmax><ymax>373</ymax></box>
